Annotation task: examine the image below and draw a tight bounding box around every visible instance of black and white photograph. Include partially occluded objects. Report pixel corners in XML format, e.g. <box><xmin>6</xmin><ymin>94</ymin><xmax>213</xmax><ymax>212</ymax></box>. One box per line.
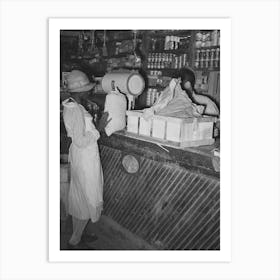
<box><xmin>56</xmin><ymin>21</ymin><xmax>227</xmax><ymax>256</ymax></box>
<box><xmin>1</xmin><ymin>0</ymin><xmax>280</xmax><ymax>279</ymax></box>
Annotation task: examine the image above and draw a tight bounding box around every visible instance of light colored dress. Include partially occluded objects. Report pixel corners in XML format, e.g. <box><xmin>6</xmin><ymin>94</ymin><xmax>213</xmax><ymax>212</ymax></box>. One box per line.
<box><xmin>62</xmin><ymin>99</ymin><xmax>103</xmax><ymax>222</ymax></box>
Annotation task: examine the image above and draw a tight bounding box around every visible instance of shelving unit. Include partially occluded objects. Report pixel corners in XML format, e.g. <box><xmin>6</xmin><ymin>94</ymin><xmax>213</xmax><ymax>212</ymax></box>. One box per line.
<box><xmin>191</xmin><ymin>30</ymin><xmax>220</xmax><ymax>105</ymax></box>
<box><xmin>60</xmin><ymin>29</ymin><xmax>220</xmax><ymax>107</ymax></box>
<box><xmin>141</xmin><ymin>30</ymin><xmax>192</xmax><ymax>108</ymax></box>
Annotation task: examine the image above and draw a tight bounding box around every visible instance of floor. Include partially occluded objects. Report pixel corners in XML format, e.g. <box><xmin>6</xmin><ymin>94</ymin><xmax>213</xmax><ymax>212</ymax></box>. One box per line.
<box><xmin>60</xmin><ymin>214</ymin><xmax>154</xmax><ymax>250</ymax></box>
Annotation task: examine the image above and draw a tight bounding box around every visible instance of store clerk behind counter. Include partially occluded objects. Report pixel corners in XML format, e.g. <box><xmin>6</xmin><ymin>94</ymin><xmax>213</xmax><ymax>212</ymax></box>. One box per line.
<box><xmin>142</xmin><ymin>67</ymin><xmax>219</xmax><ymax>127</ymax></box>
<box><xmin>181</xmin><ymin>68</ymin><xmax>220</xmax><ymax>138</ymax></box>
<box><xmin>176</xmin><ymin>68</ymin><xmax>219</xmax><ymax>117</ymax></box>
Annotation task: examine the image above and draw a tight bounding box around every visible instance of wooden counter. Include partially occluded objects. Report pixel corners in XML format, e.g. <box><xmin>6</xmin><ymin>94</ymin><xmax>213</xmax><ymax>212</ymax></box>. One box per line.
<box><xmin>98</xmin><ymin>132</ymin><xmax>220</xmax><ymax>250</ymax></box>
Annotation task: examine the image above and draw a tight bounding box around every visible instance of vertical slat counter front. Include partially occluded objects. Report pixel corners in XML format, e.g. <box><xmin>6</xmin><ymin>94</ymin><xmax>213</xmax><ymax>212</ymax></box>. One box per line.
<box><xmin>99</xmin><ymin>132</ymin><xmax>220</xmax><ymax>250</ymax></box>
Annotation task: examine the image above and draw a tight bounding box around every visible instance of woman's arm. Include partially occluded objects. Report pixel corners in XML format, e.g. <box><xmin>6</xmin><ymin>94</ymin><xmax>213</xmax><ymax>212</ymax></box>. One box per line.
<box><xmin>96</xmin><ymin>111</ymin><xmax>111</xmax><ymax>133</ymax></box>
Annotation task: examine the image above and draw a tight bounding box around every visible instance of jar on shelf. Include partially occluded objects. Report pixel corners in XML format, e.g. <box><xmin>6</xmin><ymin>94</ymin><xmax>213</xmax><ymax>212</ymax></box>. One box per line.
<box><xmin>214</xmin><ymin>48</ymin><xmax>220</xmax><ymax>68</ymax></box>
<box><xmin>146</xmin><ymin>88</ymin><xmax>151</xmax><ymax>106</ymax></box>
<box><xmin>164</xmin><ymin>36</ymin><xmax>169</xmax><ymax>50</ymax></box>
<box><xmin>205</xmin><ymin>49</ymin><xmax>210</xmax><ymax>68</ymax></box>
<box><xmin>195</xmin><ymin>40</ymin><xmax>202</xmax><ymax>48</ymax></box>
<box><xmin>200</xmin><ymin>49</ymin><xmax>205</xmax><ymax>68</ymax></box>
<box><xmin>196</xmin><ymin>32</ymin><xmax>203</xmax><ymax>41</ymax></box>
<box><xmin>201</xmin><ymin>33</ymin><xmax>206</xmax><ymax>48</ymax></box>
<box><xmin>210</xmin><ymin>49</ymin><xmax>215</xmax><ymax>67</ymax></box>
<box><xmin>211</xmin><ymin>30</ymin><xmax>219</xmax><ymax>46</ymax></box>
<box><xmin>195</xmin><ymin>49</ymin><xmax>200</xmax><ymax>68</ymax></box>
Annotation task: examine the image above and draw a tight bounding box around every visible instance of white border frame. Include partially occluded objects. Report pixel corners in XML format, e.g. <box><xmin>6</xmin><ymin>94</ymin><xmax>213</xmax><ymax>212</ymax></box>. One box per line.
<box><xmin>49</xmin><ymin>18</ymin><xmax>231</xmax><ymax>262</ymax></box>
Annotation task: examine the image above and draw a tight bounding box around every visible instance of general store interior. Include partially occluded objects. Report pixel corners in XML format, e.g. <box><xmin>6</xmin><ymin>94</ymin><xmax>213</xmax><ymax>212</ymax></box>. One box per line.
<box><xmin>60</xmin><ymin>29</ymin><xmax>220</xmax><ymax>250</ymax></box>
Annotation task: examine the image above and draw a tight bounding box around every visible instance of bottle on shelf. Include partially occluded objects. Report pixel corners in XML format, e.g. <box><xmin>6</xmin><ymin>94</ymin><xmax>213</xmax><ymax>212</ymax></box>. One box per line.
<box><xmin>211</xmin><ymin>30</ymin><xmax>219</xmax><ymax>47</ymax></box>
<box><xmin>194</xmin><ymin>49</ymin><xmax>200</xmax><ymax>69</ymax></box>
<box><xmin>195</xmin><ymin>30</ymin><xmax>220</xmax><ymax>49</ymax></box>
<box><xmin>205</xmin><ymin>49</ymin><xmax>210</xmax><ymax>68</ymax></box>
<box><xmin>200</xmin><ymin>49</ymin><xmax>205</xmax><ymax>69</ymax></box>
<box><xmin>193</xmin><ymin>30</ymin><xmax>220</xmax><ymax>69</ymax></box>
<box><xmin>210</xmin><ymin>49</ymin><xmax>215</xmax><ymax>68</ymax></box>
<box><xmin>147</xmin><ymin>52</ymin><xmax>189</xmax><ymax>70</ymax></box>
<box><xmin>214</xmin><ymin>48</ymin><xmax>220</xmax><ymax>68</ymax></box>
<box><xmin>146</xmin><ymin>88</ymin><xmax>161</xmax><ymax>107</ymax></box>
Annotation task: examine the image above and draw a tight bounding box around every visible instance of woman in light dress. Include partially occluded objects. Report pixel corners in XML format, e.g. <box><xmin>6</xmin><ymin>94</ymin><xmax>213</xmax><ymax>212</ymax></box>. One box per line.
<box><xmin>62</xmin><ymin>70</ymin><xmax>110</xmax><ymax>249</ymax></box>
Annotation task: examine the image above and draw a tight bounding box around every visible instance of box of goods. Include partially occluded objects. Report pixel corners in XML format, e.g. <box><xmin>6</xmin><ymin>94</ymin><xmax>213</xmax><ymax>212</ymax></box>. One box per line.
<box><xmin>126</xmin><ymin>110</ymin><xmax>216</xmax><ymax>148</ymax></box>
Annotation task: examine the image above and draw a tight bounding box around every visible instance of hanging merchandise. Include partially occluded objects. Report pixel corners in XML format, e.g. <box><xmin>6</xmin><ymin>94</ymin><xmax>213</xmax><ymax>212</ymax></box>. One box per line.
<box><xmin>78</xmin><ymin>32</ymin><xmax>84</xmax><ymax>55</ymax></box>
<box><xmin>132</xmin><ymin>30</ymin><xmax>141</xmax><ymax>67</ymax></box>
<box><xmin>102</xmin><ymin>30</ymin><xmax>108</xmax><ymax>57</ymax></box>
<box><xmin>90</xmin><ymin>30</ymin><xmax>98</xmax><ymax>54</ymax></box>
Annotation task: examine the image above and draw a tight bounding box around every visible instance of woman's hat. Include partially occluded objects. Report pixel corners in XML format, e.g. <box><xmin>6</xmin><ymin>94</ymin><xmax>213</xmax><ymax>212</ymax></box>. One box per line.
<box><xmin>66</xmin><ymin>70</ymin><xmax>95</xmax><ymax>93</ymax></box>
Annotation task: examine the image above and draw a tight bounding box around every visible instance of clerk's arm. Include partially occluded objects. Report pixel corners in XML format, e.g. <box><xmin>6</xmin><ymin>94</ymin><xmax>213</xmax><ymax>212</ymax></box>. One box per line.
<box><xmin>192</xmin><ymin>92</ymin><xmax>219</xmax><ymax>116</ymax></box>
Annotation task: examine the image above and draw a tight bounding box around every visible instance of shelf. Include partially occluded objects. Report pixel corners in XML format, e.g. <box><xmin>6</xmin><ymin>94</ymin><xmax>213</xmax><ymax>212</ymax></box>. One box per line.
<box><xmin>108</xmin><ymin>66</ymin><xmax>143</xmax><ymax>71</ymax></box>
<box><xmin>146</xmin><ymin>67</ymin><xmax>220</xmax><ymax>74</ymax></box>
<box><xmin>149</xmin><ymin>48</ymin><xmax>190</xmax><ymax>54</ymax></box>
<box><xmin>194</xmin><ymin>67</ymin><xmax>220</xmax><ymax>71</ymax></box>
<box><xmin>109</xmin><ymin>52</ymin><xmax>134</xmax><ymax>58</ymax></box>
<box><xmin>108</xmin><ymin>37</ymin><xmax>142</xmax><ymax>43</ymax></box>
<box><xmin>194</xmin><ymin>45</ymin><xmax>220</xmax><ymax>50</ymax></box>
<box><xmin>147</xmin><ymin>68</ymin><xmax>182</xmax><ymax>71</ymax></box>
<box><xmin>147</xmin><ymin>30</ymin><xmax>192</xmax><ymax>38</ymax></box>
<box><xmin>147</xmin><ymin>85</ymin><xmax>166</xmax><ymax>89</ymax></box>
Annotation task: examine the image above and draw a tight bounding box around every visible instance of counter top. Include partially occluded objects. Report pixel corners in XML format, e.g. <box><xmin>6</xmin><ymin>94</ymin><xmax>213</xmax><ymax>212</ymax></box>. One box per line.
<box><xmin>99</xmin><ymin>131</ymin><xmax>220</xmax><ymax>178</ymax></box>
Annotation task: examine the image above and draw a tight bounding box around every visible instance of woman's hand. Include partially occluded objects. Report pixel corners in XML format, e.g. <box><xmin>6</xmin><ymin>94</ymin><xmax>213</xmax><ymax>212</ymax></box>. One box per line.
<box><xmin>97</xmin><ymin>111</ymin><xmax>112</xmax><ymax>132</ymax></box>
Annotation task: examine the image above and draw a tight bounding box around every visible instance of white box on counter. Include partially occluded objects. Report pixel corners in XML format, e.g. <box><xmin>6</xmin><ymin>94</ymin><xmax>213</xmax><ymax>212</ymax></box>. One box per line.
<box><xmin>139</xmin><ymin>116</ymin><xmax>152</xmax><ymax>137</ymax></box>
<box><xmin>125</xmin><ymin>110</ymin><xmax>217</xmax><ymax>148</ymax></box>
<box><xmin>127</xmin><ymin>112</ymin><xmax>140</xmax><ymax>134</ymax></box>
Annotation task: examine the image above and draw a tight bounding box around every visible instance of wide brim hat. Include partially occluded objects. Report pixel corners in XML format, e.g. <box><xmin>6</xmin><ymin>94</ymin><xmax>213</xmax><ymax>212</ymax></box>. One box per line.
<box><xmin>68</xmin><ymin>82</ymin><xmax>95</xmax><ymax>93</ymax></box>
<box><xmin>66</xmin><ymin>70</ymin><xmax>95</xmax><ymax>93</ymax></box>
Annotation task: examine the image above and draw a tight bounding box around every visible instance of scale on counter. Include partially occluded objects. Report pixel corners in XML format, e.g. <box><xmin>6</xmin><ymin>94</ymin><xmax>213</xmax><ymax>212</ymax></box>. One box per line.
<box><xmin>100</xmin><ymin>70</ymin><xmax>145</xmax><ymax>110</ymax></box>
